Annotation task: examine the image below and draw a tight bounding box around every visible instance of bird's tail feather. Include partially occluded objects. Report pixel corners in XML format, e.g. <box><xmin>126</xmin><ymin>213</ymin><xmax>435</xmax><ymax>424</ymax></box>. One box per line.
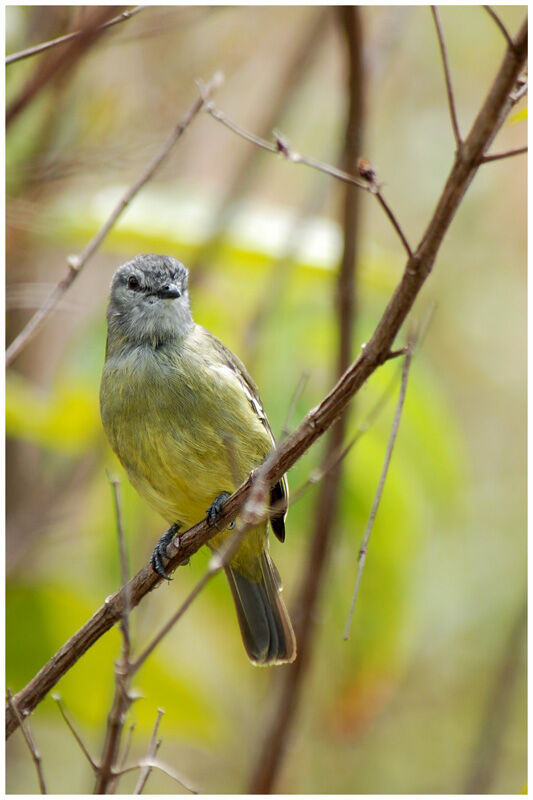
<box><xmin>225</xmin><ymin>551</ymin><xmax>296</xmax><ymax>666</ymax></box>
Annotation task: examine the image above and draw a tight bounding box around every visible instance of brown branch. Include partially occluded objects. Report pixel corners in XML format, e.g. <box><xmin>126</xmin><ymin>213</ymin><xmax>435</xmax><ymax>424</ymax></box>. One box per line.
<box><xmin>431</xmin><ymin>6</ymin><xmax>462</xmax><ymax>150</ymax></box>
<box><xmin>5</xmin><ymin>71</ymin><xmax>224</xmax><ymax>368</ymax></box>
<box><xmin>5</xmin><ymin>16</ymin><xmax>527</xmax><ymax>742</ymax></box>
<box><xmin>479</xmin><ymin>145</ymin><xmax>527</xmax><ymax>163</ymax></box>
<box><xmin>374</xmin><ymin>189</ymin><xmax>413</xmax><ymax>258</ymax></box>
<box><xmin>93</xmin><ymin>680</ymin><xmax>134</xmax><ymax>793</ymax></box>
<box><xmin>204</xmin><ymin>101</ymin><xmax>413</xmax><ymax>258</ymax></box>
<box><xmin>344</xmin><ymin>336</ymin><xmax>414</xmax><ymax>639</ymax></box>
<box><xmin>483</xmin><ymin>6</ymin><xmax>516</xmax><ymax>51</ymax></box>
<box><xmin>6</xmin><ymin>690</ymin><xmax>46</xmax><ymax>793</ymax></box>
<box><xmin>6</xmin><ymin>7</ymin><xmax>121</xmax><ymax>127</ymax></box>
<box><xmin>247</xmin><ymin>8</ymin><xmax>364</xmax><ymax>791</ymax></box>
<box><xmin>6</xmin><ymin>6</ymin><xmax>145</xmax><ymax>66</ymax></box>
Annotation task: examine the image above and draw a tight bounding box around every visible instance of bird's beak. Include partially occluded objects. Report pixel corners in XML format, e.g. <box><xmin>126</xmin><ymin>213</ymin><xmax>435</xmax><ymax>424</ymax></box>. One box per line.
<box><xmin>156</xmin><ymin>284</ymin><xmax>182</xmax><ymax>299</ymax></box>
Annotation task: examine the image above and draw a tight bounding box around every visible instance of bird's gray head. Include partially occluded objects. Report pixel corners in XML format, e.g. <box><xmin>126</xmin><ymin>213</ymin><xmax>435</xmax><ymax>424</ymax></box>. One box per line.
<box><xmin>106</xmin><ymin>254</ymin><xmax>193</xmax><ymax>348</ymax></box>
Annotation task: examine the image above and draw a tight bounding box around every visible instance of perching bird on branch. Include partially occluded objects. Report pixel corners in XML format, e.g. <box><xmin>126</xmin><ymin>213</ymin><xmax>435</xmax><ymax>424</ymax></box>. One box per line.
<box><xmin>100</xmin><ymin>254</ymin><xmax>296</xmax><ymax>665</ymax></box>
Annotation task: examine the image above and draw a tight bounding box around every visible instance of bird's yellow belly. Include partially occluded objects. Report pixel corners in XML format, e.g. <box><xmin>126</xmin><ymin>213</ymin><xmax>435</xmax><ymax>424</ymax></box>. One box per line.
<box><xmin>124</xmin><ymin>433</ymin><xmax>267</xmax><ymax>581</ymax></box>
<box><xmin>100</xmin><ymin>341</ymin><xmax>274</xmax><ymax>579</ymax></box>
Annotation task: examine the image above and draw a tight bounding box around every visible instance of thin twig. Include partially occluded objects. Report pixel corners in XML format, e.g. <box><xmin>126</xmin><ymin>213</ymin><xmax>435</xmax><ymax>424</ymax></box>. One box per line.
<box><xmin>5</xmin><ymin>71</ymin><xmax>224</xmax><ymax>368</ymax></box>
<box><xmin>108</xmin><ymin>473</ymin><xmax>131</xmax><ymax>659</ymax></box>
<box><xmin>6</xmin><ymin>17</ymin><xmax>528</xmax><ymax>741</ymax></box>
<box><xmin>374</xmin><ymin>190</ymin><xmax>413</xmax><ymax>257</ymax></box>
<box><xmin>212</xmin><ymin>353</ymin><xmax>402</xmax><ymax>527</ymax></box>
<box><xmin>52</xmin><ymin>694</ymin><xmax>98</xmax><ymax>771</ymax></box>
<box><xmin>120</xmin><ymin>722</ymin><xmax>136</xmax><ymax>769</ymax></box>
<box><xmin>6</xmin><ymin>690</ymin><xmax>46</xmax><ymax>793</ymax></box>
<box><xmin>431</xmin><ymin>6</ymin><xmax>462</xmax><ymax>150</ymax></box>
<box><xmin>479</xmin><ymin>145</ymin><xmax>527</xmax><ymax>163</ymax></box>
<box><xmin>138</xmin><ymin>758</ymin><xmax>197</xmax><ymax>793</ymax></box>
<box><xmin>381</xmin><ymin>346</ymin><xmax>408</xmax><ymax>362</ymax></box>
<box><xmin>131</xmin><ymin>572</ymin><xmax>212</xmax><ymax>676</ymax></box>
<box><xmin>289</xmin><ymin>360</ymin><xmax>404</xmax><ymax>508</ymax></box>
<box><xmin>6</xmin><ymin>6</ymin><xmax>145</xmax><ymax>65</ymax></box>
<box><xmin>280</xmin><ymin>371</ymin><xmax>310</xmax><ymax>440</ymax></box>
<box><xmin>6</xmin><ymin>7</ymin><xmax>120</xmax><ymax>127</ymax></box>
<box><xmin>134</xmin><ymin>709</ymin><xmax>164</xmax><ymax>794</ymax></box>
<box><xmin>483</xmin><ymin>6</ymin><xmax>516</xmax><ymax>51</ymax></box>
<box><xmin>344</xmin><ymin>338</ymin><xmax>414</xmax><ymax>640</ymax></box>
<box><xmin>204</xmin><ymin>102</ymin><xmax>413</xmax><ymax>258</ymax></box>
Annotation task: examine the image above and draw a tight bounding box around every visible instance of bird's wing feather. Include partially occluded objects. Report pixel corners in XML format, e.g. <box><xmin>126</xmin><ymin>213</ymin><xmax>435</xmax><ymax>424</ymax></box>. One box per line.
<box><xmin>201</xmin><ymin>327</ymin><xmax>288</xmax><ymax>541</ymax></box>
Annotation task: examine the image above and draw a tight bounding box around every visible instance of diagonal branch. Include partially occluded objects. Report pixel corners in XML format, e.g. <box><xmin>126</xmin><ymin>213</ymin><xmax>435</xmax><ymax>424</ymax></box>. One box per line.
<box><xmin>53</xmin><ymin>694</ymin><xmax>98</xmax><ymax>771</ymax></box>
<box><xmin>5</xmin><ymin>15</ymin><xmax>527</xmax><ymax>741</ymax></box>
<box><xmin>479</xmin><ymin>145</ymin><xmax>527</xmax><ymax>163</ymax></box>
<box><xmin>5</xmin><ymin>71</ymin><xmax>223</xmax><ymax>368</ymax></box>
<box><xmin>483</xmin><ymin>6</ymin><xmax>516</xmax><ymax>51</ymax></box>
<box><xmin>6</xmin><ymin>7</ymin><xmax>121</xmax><ymax>127</ymax></box>
<box><xmin>431</xmin><ymin>6</ymin><xmax>462</xmax><ymax>150</ymax></box>
<box><xmin>6</xmin><ymin>6</ymin><xmax>145</xmax><ymax>66</ymax></box>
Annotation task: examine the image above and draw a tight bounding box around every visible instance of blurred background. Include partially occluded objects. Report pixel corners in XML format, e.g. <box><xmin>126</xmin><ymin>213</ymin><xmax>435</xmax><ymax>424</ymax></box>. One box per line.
<box><xmin>6</xmin><ymin>5</ymin><xmax>526</xmax><ymax>794</ymax></box>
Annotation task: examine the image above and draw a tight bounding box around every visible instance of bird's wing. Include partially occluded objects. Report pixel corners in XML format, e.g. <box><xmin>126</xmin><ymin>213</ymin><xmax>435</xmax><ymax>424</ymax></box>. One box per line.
<box><xmin>202</xmin><ymin>327</ymin><xmax>288</xmax><ymax>542</ymax></box>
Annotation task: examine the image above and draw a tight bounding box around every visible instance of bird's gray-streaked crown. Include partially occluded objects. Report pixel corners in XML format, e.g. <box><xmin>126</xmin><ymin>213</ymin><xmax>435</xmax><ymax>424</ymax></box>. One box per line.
<box><xmin>106</xmin><ymin>254</ymin><xmax>194</xmax><ymax>348</ymax></box>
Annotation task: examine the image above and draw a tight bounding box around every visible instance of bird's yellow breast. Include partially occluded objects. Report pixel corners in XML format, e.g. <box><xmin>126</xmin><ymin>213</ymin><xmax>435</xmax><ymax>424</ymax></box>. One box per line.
<box><xmin>100</xmin><ymin>327</ymin><xmax>273</xmax><ymax>541</ymax></box>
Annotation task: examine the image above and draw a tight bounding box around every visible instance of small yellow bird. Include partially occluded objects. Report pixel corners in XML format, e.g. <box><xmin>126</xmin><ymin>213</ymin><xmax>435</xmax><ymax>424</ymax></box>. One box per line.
<box><xmin>100</xmin><ymin>254</ymin><xmax>296</xmax><ymax>665</ymax></box>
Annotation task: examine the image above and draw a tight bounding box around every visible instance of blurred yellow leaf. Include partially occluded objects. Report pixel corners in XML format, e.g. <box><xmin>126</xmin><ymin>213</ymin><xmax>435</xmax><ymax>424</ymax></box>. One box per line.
<box><xmin>509</xmin><ymin>107</ymin><xmax>527</xmax><ymax>123</ymax></box>
<box><xmin>6</xmin><ymin>372</ymin><xmax>99</xmax><ymax>453</ymax></box>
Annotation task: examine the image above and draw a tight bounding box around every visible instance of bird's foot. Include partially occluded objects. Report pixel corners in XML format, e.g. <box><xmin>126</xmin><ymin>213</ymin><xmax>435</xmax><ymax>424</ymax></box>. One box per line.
<box><xmin>206</xmin><ymin>492</ymin><xmax>232</xmax><ymax>531</ymax></box>
<box><xmin>150</xmin><ymin>523</ymin><xmax>181</xmax><ymax>580</ymax></box>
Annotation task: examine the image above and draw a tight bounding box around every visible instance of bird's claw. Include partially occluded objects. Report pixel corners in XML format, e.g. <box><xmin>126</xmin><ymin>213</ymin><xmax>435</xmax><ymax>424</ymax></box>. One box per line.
<box><xmin>206</xmin><ymin>492</ymin><xmax>231</xmax><ymax>531</ymax></box>
<box><xmin>150</xmin><ymin>523</ymin><xmax>180</xmax><ymax>580</ymax></box>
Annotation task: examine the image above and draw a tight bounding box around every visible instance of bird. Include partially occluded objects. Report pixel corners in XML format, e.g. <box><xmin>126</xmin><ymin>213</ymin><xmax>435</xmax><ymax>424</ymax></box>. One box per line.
<box><xmin>100</xmin><ymin>253</ymin><xmax>296</xmax><ymax>665</ymax></box>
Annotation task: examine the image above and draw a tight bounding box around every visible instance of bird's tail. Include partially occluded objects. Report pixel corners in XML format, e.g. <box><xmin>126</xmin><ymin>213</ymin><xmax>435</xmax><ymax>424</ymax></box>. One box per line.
<box><xmin>225</xmin><ymin>551</ymin><xmax>296</xmax><ymax>666</ymax></box>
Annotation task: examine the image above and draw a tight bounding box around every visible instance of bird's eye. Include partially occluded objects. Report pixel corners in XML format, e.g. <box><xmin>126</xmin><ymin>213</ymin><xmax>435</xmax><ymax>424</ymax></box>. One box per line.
<box><xmin>127</xmin><ymin>275</ymin><xmax>139</xmax><ymax>290</ymax></box>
